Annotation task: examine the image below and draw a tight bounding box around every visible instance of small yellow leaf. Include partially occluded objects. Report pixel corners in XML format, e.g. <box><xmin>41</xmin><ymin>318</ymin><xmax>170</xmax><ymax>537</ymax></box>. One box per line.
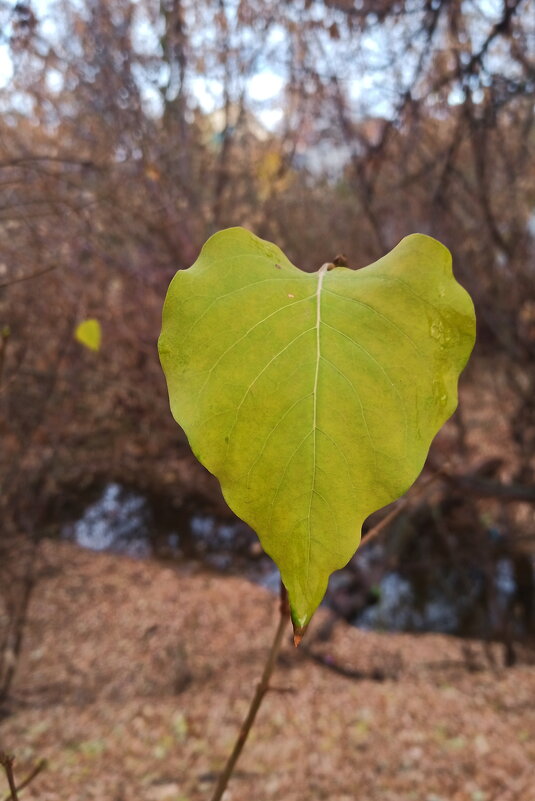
<box><xmin>75</xmin><ymin>319</ymin><xmax>101</xmax><ymax>352</ymax></box>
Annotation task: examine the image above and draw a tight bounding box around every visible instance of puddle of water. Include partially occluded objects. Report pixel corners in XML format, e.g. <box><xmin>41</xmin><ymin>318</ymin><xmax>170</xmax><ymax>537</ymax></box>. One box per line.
<box><xmin>356</xmin><ymin>573</ymin><xmax>463</xmax><ymax>633</ymax></box>
<box><xmin>61</xmin><ymin>483</ymin><xmax>529</xmax><ymax>638</ymax></box>
<box><xmin>62</xmin><ymin>483</ymin><xmax>152</xmax><ymax>558</ymax></box>
<box><xmin>61</xmin><ymin>482</ymin><xmax>279</xmax><ymax>585</ymax></box>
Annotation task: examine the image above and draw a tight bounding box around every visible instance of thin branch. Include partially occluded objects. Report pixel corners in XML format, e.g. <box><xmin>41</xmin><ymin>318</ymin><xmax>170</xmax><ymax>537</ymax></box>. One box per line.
<box><xmin>0</xmin><ymin>754</ymin><xmax>19</xmax><ymax>801</ymax></box>
<box><xmin>1</xmin><ymin>760</ymin><xmax>46</xmax><ymax>801</ymax></box>
<box><xmin>441</xmin><ymin>471</ymin><xmax>535</xmax><ymax>504</ymax></box>
<box><xmin>0</xmin><ymin>538</ymin><xmax>39</xmax><ymax>702</ymax></box>
<box><xmin>0</xmin><ymin>265</ymin><xmax>57</xmax><ymax>290</ymax></box>
<box><xmin>0</xmin><ymin>328</ymin><xmax>9</xmax><ymax>385</ymax></box>
<box><xmin>209</xmin><ymin>583</ymin><xmax>289</xmax><ymax>801</ymax></box>
<box><xmin>360</xmin><ymin>466</ymin><xmax>446</xmax><ymax>548</ymax></box>
<box><xmin>0</xmin><ymin>156</ymin><xmax>98</xmax><ymax>169</ymax></box>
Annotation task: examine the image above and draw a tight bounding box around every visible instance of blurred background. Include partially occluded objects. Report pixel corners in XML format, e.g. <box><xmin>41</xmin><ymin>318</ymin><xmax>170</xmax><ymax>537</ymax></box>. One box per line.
<box><xmin>1</xmin><ymin>0</ymin><xmax>535</xmax><ymax>716</ymax></box>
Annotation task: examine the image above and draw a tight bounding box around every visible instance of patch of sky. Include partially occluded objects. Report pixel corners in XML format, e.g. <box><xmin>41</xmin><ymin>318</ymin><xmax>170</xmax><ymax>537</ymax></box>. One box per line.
<box><xmin>0</xmin><ymin>0</ymin><xmax>523</xmax><ymax>130</ymax></box>
<box><xmin>0</xmin><ymin>46</ymin><xmax>13</xmax><ymax>90</ymax></box>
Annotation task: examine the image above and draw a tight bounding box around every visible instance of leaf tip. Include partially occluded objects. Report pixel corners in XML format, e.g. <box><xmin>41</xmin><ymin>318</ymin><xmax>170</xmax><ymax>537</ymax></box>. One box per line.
<box><xmin>292</xmin><ymin>624</ymin><xmax>308</xmax><ymax>648</ymax></box>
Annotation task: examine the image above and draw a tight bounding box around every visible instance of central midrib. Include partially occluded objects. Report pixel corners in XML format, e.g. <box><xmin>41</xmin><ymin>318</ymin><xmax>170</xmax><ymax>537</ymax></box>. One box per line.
<box><xmin>306</xmin><ymin>264</ymin><xmax>328</xmax><ymax>584</ymax></box>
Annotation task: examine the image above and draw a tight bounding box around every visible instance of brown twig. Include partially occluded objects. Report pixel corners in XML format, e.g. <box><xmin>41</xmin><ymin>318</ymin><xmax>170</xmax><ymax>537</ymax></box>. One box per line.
<box><xmin>0</xmin><ymin>265</ymin><xmax>57</xmax><ymax>290</ymax></box>
<box><xmin>0</xmin><ymin>759</ymin><xmax>46</xmax><ymax>801</ymax></box>
<box><xmin>0</xmin><ymin>754</ymin><xmax>19</xmax><ymax>801</ymax></box>
<box><xmin>0</xmin><ymin>328</ymin><xmax>9</xmax><ymax>386</ymax></box>
<box><xmin>209</xmin><ymin>582</ymin><xmax>289</xmax><ymax>801</ymax></box>
<box><xmin>360</xmin><ymin>465</ymin><xmax>446</xmax><ymax>548</ymax></box>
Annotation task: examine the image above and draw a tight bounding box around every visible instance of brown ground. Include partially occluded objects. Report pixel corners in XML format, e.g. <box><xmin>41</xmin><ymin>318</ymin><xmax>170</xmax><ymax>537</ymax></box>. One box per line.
<box><xmin>1</xmin><ymin>540</ymin><xmax>534</xmax><ymax>801</ymax></box>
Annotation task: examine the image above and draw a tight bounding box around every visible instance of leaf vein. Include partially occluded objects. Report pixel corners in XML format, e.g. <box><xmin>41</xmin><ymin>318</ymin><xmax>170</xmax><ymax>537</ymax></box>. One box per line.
<box><xmin>267</xmin><ymin>430</ymin><xmax>314</xmax><ymax>532</ymax></box>
<box><xmin>319</xmin><ymin>355</ymin><xmax>376</xmax><ymax>465</ymax></box>
<box><xmin>197</xmin><ymin>294</ymin><xmax>315</xmax><ymax>400</ymax></box>
<box><xmin>185</xmin><ymin>275</ymin><xmax>309</xmax><ymax>339</ymax></box>
<box><xmin>245</xmin><ymin>392</ymin><xmax>314</xmax><ymax>489</ymax></box>
<box><xmin>322</xmin><ymin>320</ymin><xmax>409</xmax><ymax>451</ymax></box>
<box><xmin>323</xmin><ymin>287</ymin><xmax>425</xmax><ymax>360</ymax></box>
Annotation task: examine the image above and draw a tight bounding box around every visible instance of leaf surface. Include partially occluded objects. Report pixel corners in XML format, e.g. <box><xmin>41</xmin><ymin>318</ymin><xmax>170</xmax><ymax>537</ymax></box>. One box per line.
<box><xmin>159</xmin><ymin>228</ymin><xmax>475</xmax><ymax>630</ymax></box>
<box><xmin>75</xmin><ymin>319</ymin><xmax>101</xmax><ymax>352</ymax></box>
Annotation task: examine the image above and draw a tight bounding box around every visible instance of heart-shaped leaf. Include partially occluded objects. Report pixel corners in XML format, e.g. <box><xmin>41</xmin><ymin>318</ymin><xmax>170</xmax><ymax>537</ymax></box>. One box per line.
<box><xmin>159</xmin><ymin>228</ymin><xmax>475</xmax><ymax>632</ymax></box>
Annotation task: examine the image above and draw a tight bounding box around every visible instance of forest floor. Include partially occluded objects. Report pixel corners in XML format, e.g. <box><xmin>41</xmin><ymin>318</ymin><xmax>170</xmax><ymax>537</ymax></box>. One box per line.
<box><xmin>1</xmin><ymin>540</ymin><xmax>535</xmax><ymax>801</ymax></box>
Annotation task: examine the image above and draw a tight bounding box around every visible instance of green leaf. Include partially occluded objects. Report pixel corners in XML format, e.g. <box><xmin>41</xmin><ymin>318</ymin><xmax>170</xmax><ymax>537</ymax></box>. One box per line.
<box><xmin>158</xmin><ymin>227</ymin><xmax>475</xmax><ymax>631</ymax></box>
<box><xmin>75</xmin><ymin>319</ymin><xmax>101</xmax><ymax>352</ymax></box>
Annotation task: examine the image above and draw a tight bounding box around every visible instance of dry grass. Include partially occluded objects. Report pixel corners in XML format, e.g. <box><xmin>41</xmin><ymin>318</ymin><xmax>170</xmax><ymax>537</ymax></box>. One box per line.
<box><xmin>1</xmin><ymin>540</ymin><xmax>534</xmax><ymax>801</ymax></box>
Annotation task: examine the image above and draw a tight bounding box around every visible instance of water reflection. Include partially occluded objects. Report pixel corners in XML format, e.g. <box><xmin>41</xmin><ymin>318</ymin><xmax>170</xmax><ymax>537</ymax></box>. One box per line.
<box><xmin>62</xmin><ymin>483</ymin><xmax>524</xmax><ymax>639</ymax></box>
